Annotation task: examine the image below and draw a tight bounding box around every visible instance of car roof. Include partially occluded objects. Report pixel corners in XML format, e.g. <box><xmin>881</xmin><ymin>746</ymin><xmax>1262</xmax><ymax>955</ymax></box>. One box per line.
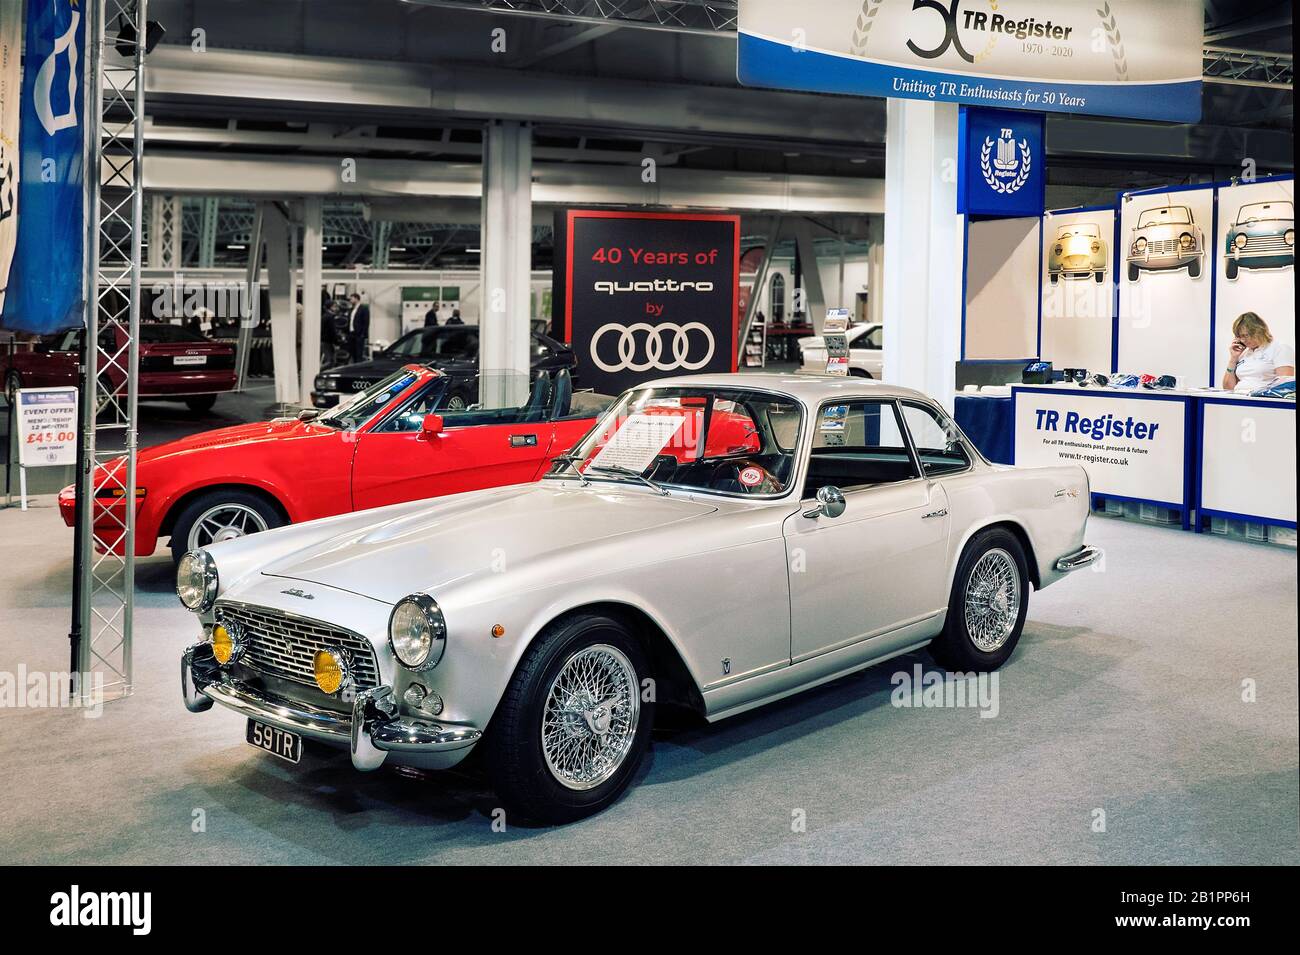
<box><xmin>634</xmin><ymin>372</ymin><xmax>934</xmax><ymax>407</ymax></box>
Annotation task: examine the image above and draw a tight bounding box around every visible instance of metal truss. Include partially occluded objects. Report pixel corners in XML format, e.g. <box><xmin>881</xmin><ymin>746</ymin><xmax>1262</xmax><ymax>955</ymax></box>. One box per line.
<box><xmin>1203</xmin><ymin>46</ymin><xmax>1294</xmax><ymax>89</ymax></box>
<box><xmin>402</xmin><ymin>0</ymin><xmax>738</xmax><ymax>35</ymax></box>
<box><xmin>75</xmin><ymin>0</ymin><xmax>148</xmax><ymax>705</ymax></box>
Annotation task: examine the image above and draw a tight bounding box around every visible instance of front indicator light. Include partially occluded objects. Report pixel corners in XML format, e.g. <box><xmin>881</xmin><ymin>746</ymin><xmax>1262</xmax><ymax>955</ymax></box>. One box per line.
<box><xmin>313</xmin><ymin>647</ymin><xmax>350</xmax><ymax>695</ymax></box>
<box><xmin>210</xmin><ymin>620</ymin><xmax>245</xmax><ymax>666</ymax></box>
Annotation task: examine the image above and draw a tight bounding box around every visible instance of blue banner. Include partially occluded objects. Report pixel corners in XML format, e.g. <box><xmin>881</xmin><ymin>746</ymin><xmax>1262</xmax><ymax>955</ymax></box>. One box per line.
<box><xmin>957</xmin><ymin>106</ymin><xmax>1045</xmax><ymax>218</ymax></box>
<box><xmin>0</xmin><ymin>0</ymin><xmax>85</xmax><ymax>335</ymax></box>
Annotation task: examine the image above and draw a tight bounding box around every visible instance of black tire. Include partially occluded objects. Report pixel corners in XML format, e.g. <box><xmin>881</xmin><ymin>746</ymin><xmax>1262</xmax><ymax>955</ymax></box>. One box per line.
<box><xmin>1225</xmin><ymin>259</ymin><xmax>1238</xmax><ymax>281</ymax></box>
<box><xmin>168</xmin><ymin>489</ymin><xmax>285</xmax><ymax>565</ymax></box>
<box><xmin>484</xmin><ymin>612</ymin><xmax>653</xmax><ymax>825</ymax></box>
<box><xmin>929</xmin><ymin>527</ymin><xmax>1030</xmax><ymax>672</ymax></box>
<box><xmin>1049</xmin><ymin>274</ymin><xmax>1059</xmax><ymax>285</ymax></box>
<box><xmin>848</xmin><ymin>368</ymin><xmax>873</xmax><ymax>379</ymax></box>
<box><xmin>1094</xmin><ymin>269</ymin><xmax>1106</xmax><ymax>283</ymax></box>
<box><xmin>1127</xmin><ymin>263</ymin><xmax>1140</xmax><ymax>283</ymax></box>
<box><xmin>185</xmin><ymin>394</ymin><xmax>218</xmax><ymax>414</ymax></box>
<box><xmin>4</xmin><ymin>371</ymin><xmax>20</xmax><ymax>405</ymax></box>
<box><xmin>1187</xmin><ymin>257</ymin><xmax>1202</xmax><ymax>279</ymax></box>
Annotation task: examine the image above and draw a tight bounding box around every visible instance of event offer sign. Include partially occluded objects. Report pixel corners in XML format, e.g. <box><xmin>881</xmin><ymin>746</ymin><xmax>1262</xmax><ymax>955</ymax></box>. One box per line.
<box><xmin>561</xmin><ymin>210</ymin><xmax>739</xmax><ymax>396</ymax></box>
<box><xmin>16</xmin><ymin>386</ymin><xmax>78</xmax><ymax>467</ymax></box>
<box><xmin>1012</xmin><ymin>387</ymin><xmax>1188</xmax><ymax>507</ymax></box>
<box><xmin>737</xmin><ymin>0</ymin><xmax>1202</xmax><ymax>122</ymax></box>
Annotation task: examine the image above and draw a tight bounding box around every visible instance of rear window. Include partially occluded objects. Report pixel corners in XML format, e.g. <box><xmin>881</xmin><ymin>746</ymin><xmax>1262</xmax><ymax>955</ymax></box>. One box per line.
<box><xmin>140</xmin><ymin>323</ymin><xmax>209</xmax><ymax>344</ymax></box>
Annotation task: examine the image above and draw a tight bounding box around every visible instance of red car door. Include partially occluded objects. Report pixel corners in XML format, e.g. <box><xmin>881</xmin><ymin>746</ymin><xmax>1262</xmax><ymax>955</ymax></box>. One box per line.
<box><xmin>350</xmin><ymin>413</ymin><xmax>558</xmax><ymax>511</ymax></box>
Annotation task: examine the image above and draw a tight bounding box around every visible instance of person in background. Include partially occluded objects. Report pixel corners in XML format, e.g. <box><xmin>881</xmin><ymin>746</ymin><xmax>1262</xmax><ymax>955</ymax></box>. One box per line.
<box><xmin>346</xmin><ymin>292</ymin><xmax>370</xmax><ymax>362</ymax></box>
<box><xmin>423</xmin><ymin>306</ymin><xmax>439</xmax><ymax>328</ymax></box>
<box><xmin>1223</xmin><ymin>312</ymin><xmax>1295</xmax><ymax>393</ymax></box>
<box><xmin>446</xmin><ymin>308</ymin><xmax>464</xmax><ymax>325</ymax></box>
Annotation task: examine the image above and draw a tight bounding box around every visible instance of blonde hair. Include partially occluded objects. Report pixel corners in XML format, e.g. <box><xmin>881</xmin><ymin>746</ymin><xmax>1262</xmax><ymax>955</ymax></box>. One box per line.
<box><xmin>1233</xmin><ymin>312</ymin><xmax>1272</xmax><ymax>344</ymax></box>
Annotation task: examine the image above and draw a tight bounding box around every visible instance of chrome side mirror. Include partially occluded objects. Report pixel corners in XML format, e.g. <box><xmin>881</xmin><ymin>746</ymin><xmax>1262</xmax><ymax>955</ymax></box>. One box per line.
<box><xmin>803</xmin><ymin>485</ymin><xmax>846</xmax><ymax>519</ymax></box>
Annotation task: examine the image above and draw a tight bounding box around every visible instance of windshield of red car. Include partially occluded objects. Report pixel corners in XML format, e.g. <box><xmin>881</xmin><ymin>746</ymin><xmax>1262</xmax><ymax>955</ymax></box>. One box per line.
<box><xmin>385</xmin><ymin>327</ymin><xmax>479</xmax><ymax>360</ymax></box>
<box><xmin>317</xmin><ymin>369</ymin><xmax>420</xmax><ymax>430</ymax></box>
<box><xmin>549</xmin><ymin>386</ymin><xmax>803</xmax><ymax>497</ymax></box>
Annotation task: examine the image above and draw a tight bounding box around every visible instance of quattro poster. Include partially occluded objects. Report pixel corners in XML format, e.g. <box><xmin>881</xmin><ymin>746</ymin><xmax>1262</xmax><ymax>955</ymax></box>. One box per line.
<box><xmin>737</xmin><ymin>0</ymin><xmax>1203</xmax><ymax>122</ymax></box>
<box><xmin>557</xmin><ymin>210</ymin><xmax>740</xmax><ymax>396</ymax></box>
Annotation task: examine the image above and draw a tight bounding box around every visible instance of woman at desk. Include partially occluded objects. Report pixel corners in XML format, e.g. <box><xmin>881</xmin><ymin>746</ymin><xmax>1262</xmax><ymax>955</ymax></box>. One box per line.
<box><xmin>1223</xmin><ymin>312</ymin><xmax>1295</xmax><ymax>393</ymax></box>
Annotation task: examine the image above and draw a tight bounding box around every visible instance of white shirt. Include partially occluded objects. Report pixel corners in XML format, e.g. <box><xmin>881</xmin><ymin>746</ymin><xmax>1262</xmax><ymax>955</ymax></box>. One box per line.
<box><xmin>348</xmin><ymin>304</ymin><xmax>360</xmax><ymax>333</ymax></box>
<box><xmin>1234</xmin><ymin>339</ymin><xmax>1296</xmax><ymax>394</ymax></box>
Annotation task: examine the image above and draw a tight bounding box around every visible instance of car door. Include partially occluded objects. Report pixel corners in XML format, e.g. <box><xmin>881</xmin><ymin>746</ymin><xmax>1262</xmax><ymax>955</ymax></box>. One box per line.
<box><xmin>350</xmin><ymin>380</ymin><xmax>558</xmax><ymax>510</ymax></box>
<box><xmin>783</xmin><ymin>399</ymin><xmax>950</xmax><ymax>662</ymax></box>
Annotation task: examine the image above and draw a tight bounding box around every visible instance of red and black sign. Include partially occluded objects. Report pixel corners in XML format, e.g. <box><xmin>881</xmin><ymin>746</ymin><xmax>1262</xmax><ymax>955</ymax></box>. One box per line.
<box><xmin>554</xmin><ymin>210</ymin><xmax>739</xmax><ymax>396</ymax></box>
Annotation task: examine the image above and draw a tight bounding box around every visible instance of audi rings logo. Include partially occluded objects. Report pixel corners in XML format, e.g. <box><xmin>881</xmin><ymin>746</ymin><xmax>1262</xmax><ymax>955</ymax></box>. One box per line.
<box><xmin>590</xmin><ymin>322</ymin><xmax>716</xmax><ymax>373</ymax></box>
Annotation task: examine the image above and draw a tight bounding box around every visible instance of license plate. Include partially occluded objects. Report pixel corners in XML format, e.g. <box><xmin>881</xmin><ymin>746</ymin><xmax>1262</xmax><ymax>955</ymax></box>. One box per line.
<box><xmin>245</xmin><ymin>719</ymin><xmax>303</xmax><ymax>764</ymax></box>
<box><xmin>174</xmin><ymin>355</ymin><xmax>207</xmax><ymax>366</ymax></box>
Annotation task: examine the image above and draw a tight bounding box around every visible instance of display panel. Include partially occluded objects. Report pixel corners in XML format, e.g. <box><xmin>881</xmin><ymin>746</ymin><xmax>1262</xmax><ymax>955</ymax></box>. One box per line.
<box><xmin>1040</xmin><ymin>207</ymin><xmax>1116</xmax><ymax>374</ymax></box>
<box><xmin>964</xmin><ymin>216</ymin><xmax>1040</xmax><ymax>360</ymax></box>
<box><xmin>1116</xmin><ymin>186</ymin><xmax>1214</xmax><ymax>386</ymax></box>
<box><xmin>1213</xmin><ymin>178</ymin><xmax>1295</xmax><ymax>387</ymax></box>
<box><xmin>1199</xmin><ymin>398</ymin><xmax>1297</xmax><ymax>526</ymax></box>
<box><xmin>558</xmin><ymin>210</ymin><xmax>740</xmax><ymax>397</ymax></box>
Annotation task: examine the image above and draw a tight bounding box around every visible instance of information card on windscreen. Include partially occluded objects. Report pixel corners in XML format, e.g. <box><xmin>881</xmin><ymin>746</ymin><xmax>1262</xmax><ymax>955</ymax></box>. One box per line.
<box><xmin>588</xmin><ymin>413</ymin><xmax>687</xmax><ymax>473</ymax></box>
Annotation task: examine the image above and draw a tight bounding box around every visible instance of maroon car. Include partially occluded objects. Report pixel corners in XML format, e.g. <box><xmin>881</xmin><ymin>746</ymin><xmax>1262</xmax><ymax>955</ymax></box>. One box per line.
<box><xmin>2</xmin><ymin>324</ymin><xmax>237</xmax><ymax>413</ymax></box>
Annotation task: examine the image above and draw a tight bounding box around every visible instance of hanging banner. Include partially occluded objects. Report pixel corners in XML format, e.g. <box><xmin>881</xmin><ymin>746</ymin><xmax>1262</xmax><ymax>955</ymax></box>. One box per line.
<box><xmin>957</xmin><ymin>106</ymin><xmax>1045</xmax><ymax>217</ymax></box>
<box><xmin>0</xmin><ymin>0</ymin><xmax>22</xmax><ymax>316</ymax></box>
<box><xmin>737</xmin><ymin>0</ymin><xmax>1203</xmax><ymax>123</ymax></box>
<box><xmin>555</xmin><ymin>210</ymin><xmax>740</xmax><ymax>396</ymax></box>
<box><xmin>0</xmin><ymin>0</ymin><xmax>85</xmax><ymax>335</ymax></box>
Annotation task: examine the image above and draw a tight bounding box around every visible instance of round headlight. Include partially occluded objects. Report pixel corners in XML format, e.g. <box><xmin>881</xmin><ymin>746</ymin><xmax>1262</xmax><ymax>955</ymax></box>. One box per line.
<box><xmin>1053</xmin><ymin>244</ymin><xmax>1063</xmax><ymax>256</ymax></box>
<box><xmin>177</xmin><ymin>550</ymin><xmax>218</xmax><ymax>612</ymax></box>
<box><xmin>313</xmin><ymin>647</ymin><xmax>351</xmax><ymax>695</ymax></box>
<box><xmin>1135</xmin><ymin>237</ymin><xmax>1147</xmax><ymax>252</ymax></box>
<box><xmin>388</xmin><ymin>594</ymin><xmax>447</xmax><ymax>671</ymax></box>
<box><xmin>1090</xmin><ymin>241</ymin><xmax>1101</xmax><ymax>253</ymax></box>
<box><xmin>1285</xmin><ymin>229</ymin><xmax>1295</xmax><ymax>246</ymax></box>
<box><xmin>1179</xmin><ymin>232</ymin><xmax>1193</xmax><ymax>249</ymax></box>
<box><xmin>1234</xmin><ymin>233</ymin><xmax>1249</xmax><ymax>249</ymax></box>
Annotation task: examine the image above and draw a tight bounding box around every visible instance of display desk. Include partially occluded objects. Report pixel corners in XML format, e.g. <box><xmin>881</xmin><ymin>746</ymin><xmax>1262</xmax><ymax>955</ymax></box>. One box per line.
<box><xmin>1011</xmin><ymin>385</ymin><xmax>1197</xmax><ymax>529</ymax></box>
<box><xmin>1195</xmin><ymin>394</ymin><xmax>1297</xmax><ymax>531</ymax></box>
<box><xmin>954</xmin><ymin>393</ymin><xmax>1013</xmax><ymax>465</ymax></box>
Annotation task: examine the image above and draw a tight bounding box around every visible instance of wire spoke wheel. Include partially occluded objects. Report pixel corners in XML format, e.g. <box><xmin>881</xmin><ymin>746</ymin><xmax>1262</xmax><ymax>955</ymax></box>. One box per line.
<box><xmin>963</xmin><ymin>547</ymin><xmax>1021</xmax><ymax>652</ymax></box>
<box><xmin>541</xmin><ymin>643</ymin><xmax>640</xmax><ymax>791</ymax></box>
<box><xmin>187</xmin><ymin>502</ymin><xmax>269</xmax><ymax>550</ymax></box>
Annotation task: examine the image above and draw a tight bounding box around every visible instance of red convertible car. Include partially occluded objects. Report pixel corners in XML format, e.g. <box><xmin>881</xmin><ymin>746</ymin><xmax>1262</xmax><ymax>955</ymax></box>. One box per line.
<box><xmin>3</xmin><ymin>323</ymin><xmax>237</xmax><ymax>413</ymax></box>
<box><xmin>60</xmin><ymin>366</ymin><xmax>599</xmax><ymax>562</ymax></box>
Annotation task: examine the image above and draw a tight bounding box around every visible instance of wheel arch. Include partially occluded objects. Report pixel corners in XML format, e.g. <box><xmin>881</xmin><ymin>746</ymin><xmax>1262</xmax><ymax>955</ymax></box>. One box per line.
<box><xmin>159</xmin><ymin>482</ymin><xmax>292</xmax><ymax>538</ymax></box>
<box><xmin>951</xmin><ymin>518</ymin><xmax>1041</xmax><ymax>591</ymax></box>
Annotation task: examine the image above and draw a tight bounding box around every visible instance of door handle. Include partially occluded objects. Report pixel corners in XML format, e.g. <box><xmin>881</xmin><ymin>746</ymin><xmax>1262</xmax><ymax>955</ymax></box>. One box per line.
<box><xmin>509</xmin><ymin>433</ymin><xmax>538</xmax><ymax>448</ymax></box>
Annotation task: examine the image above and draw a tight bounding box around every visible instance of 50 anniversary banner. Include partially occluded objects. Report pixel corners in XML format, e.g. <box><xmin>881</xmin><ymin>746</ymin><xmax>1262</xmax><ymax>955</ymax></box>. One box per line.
<box><xmin>737</xmin><ymin>0</ymin><xmax>1203</xmax><ymax>123</ymax></box>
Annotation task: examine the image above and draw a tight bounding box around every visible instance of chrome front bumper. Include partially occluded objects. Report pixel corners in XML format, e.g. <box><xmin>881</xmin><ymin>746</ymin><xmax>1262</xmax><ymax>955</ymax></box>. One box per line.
<box><xmin>182</xmin><ymin>643</ymin><xmax>482</xmax><ymax>771</ymax></box>
<box><xmin>1055</xmin><ymin>545</ymin><xmax>1103</xmax><ymax>573</ymax></box>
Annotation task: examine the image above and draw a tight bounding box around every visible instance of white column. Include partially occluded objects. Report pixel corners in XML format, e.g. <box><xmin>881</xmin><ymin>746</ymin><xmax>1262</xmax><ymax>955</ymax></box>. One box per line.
<box><xmin>882</xmin><ymin>99</ymin><xmax>964</xmax><ymax>409</ymax></box>
<box><xmin>866</xmin><ymin>216</ymin><xmax>885</xmax><ymax>330</ymax></box>
<box><xmin>299</xmin><ymin>197</ymin><xmax>323</xmax><ymax>407</ymax></box>
<box><xmin>479</xmin><ymin>120</ymin><xmax>532</xmax><ymax>409</ymax></box>
<box><xmin>261</xmin><ymin>203</ymin><xmax>299</xmax><ymax>407</ymax></box>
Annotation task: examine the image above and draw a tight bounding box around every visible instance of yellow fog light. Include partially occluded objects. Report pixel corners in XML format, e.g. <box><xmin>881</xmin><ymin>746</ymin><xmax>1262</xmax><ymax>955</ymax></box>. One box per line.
<box><xmin>313</xmin><ymin>648</ymin><xmax>350</xmax><ymax>695</ymax></box>
<box><xmin>211</xmin><ymin>624</ymin><xmax>234</xmax><ymax>665</ymax></box>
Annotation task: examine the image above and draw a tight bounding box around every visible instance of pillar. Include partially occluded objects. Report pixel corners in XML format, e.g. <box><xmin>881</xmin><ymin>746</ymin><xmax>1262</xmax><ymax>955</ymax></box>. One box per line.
<box><xmin>479</xmin><ymin>120</ymin><xmax>532</xmax><ymax>409</ymax></box>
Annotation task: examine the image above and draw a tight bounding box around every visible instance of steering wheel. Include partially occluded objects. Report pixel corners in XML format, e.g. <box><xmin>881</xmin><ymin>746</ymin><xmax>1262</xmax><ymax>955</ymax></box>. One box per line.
<box><xmin>710</xmin><ymin>459</ymin><xmax>784</xmax><ymax>494</ymax></box>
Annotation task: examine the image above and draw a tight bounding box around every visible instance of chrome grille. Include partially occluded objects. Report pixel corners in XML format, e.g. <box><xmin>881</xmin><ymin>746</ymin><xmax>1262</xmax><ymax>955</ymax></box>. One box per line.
<box><xmin>1243</xmin><ymin>234</ymin><xmax>1292</xmax><ymax>253</ymax></box>
<box><xmin>1146</xmin><ymin>238</ymin><xmax>1183</xmax><ymax>255</ymax></box>
<box><xmin>216</xmin><ymin>602</ymin><xmax>381</xmax><ymax>690</ymax></box>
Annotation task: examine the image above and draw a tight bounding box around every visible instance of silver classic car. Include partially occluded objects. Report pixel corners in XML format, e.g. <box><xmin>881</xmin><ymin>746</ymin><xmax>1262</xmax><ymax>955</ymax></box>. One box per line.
<box><xmin>1047</xmin><ymin>223</ymin><xmax>1108</xmax><ymax>284</ymax></box>
<box><xmin>1126</xmin><ymin>204</ymin><xmax>1205</xmax><ymax>281</ymax></box>
<box><xmin>179</xmin><ymin>374</ymin><xmax>1100</xmax><ymax>823</ymax></box>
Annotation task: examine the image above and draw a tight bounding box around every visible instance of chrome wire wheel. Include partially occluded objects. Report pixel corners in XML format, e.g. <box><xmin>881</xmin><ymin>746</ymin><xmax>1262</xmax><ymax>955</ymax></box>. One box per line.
<box><xmin>963</xmin><ymin>547</ymin><xmax>1021</xmax><ymax>652</ymax></box>
<box><xmin>541</xmin><ymin>643</ymin><xmax>641</xmax><ymax>791</ymax></box>
<box><xmin>187</xmin><ymin>502</ymin><xmax>269</xmax><ymax>550</ymax></box>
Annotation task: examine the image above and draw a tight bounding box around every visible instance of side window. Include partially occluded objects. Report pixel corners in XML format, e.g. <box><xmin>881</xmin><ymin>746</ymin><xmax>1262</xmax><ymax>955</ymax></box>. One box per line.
<box><xmin>862</xmin><ymin>327</ymin><xmax>882</xmax><ymax>349</ymax></box>
<box><xmin>376</xmin><ymin>382</ymin><xmax>443</xmax><ymax>433</ymax></box>
<box><xmin>901</xmin><ymin>402</ymin><xmax>970</xmax><ymax>477</ymax></box>
<box><xmin>530</xmin><ymin>334</ymin><xmax>554</xmax><ymax>360</ymax></box>
<box><xmin>804</xmin><ymin>400</ymin><xmax>918</xmax><ymax>496</ymax></box>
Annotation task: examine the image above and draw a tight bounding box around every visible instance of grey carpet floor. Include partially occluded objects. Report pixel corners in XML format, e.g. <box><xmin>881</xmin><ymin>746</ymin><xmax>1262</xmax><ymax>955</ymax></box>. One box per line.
<box><xmin>0</xmin><ymin>498</ymin><xmax>1295</xmax><ymax>865</ymax></box>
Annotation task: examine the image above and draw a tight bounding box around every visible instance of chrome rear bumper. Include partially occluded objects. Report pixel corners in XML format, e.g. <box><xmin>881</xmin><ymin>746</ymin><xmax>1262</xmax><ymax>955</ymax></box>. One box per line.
<box><xmin>1055</xmin><ymin>545</ymin><xmax>1103</xmax><ymax>572</ymax></box>
<box><xmin>182</xmin><ymin>643</ymin><xmax>481</xmax><ymax>771</ymax></box>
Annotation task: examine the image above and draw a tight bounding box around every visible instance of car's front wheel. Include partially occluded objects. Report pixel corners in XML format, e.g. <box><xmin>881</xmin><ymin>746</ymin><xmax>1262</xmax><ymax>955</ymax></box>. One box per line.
<box><xmin>1225</xmin><ymin>258</ymin><xmax>1239</xmax><ymax>281</ymax></box>
<box><xmin>1187</xmin><ymin>257</ymin><xmax>1202</xmax><ymax>279</ymax></box>
<box><xmin>929</xmin><ymin>527</ymin><xmax>1029</xmax><ymax>672</ymax></box>
<box><xmin>484</xmin><ymin>612</ymin><xmax>653</xmax><ymax>825</ymax></box>
<box><xmin>4</xmin><ymin>371</ymin><xmax>20</xmax><ymax>405</ymax></box>
<box><xmin>169</xmin><ymin>489</ymin><xmax>285</xmax><ymax>564</ymax></box>
<box><xmin>185</xmin><ymin>394</ymin><xmax>218</xmax><ymax>414</ymax></box>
